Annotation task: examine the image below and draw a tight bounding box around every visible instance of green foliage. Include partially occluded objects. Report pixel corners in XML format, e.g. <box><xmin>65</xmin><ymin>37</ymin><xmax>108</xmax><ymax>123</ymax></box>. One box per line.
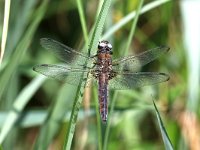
<box><xmin>1</xmin><ymin>0</ymin><xmax>196</xmax><ymax>149</ymax></box>
<box><xmin>153</xmin><ymin>100</ymin><xmax>174</xmax><ymax>150</ymax></box>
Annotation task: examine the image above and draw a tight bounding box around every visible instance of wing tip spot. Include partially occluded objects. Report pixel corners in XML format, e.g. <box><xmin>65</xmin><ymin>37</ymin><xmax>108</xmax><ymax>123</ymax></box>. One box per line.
<box><xmin>159</xmin><ymin>45</ymin><xmax>170</xmax><ymax>52</ymax></box>
<box><xmin>32</xmin><ymin>67</ymin><xmax>36</xmax><ymax>71</ymax></box>
<box><xmin>159</xmin><ymin>72</ymin><xmax>170</xmax><ymax>81</ymax></box>
<box><xmin>40</xmin><ymin>38</ymin><xmax>52</xmax><ymax>46</ymax></box>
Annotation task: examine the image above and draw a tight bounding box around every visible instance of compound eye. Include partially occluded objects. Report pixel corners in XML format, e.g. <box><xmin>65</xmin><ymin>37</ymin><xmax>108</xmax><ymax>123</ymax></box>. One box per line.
<box><xmin>107</xmin><ymin>43</ymin><xmax>112</xmax><ymax>49</ymax></box>
<box><xmin>98</xmin><ymin>42</ymin><xmax>106</xmax><ymax>49</ymax></box>
<box><xmin>98</xmin><ymin>45</ymin><xmax>102</xmax><ymax>49</ymax></box>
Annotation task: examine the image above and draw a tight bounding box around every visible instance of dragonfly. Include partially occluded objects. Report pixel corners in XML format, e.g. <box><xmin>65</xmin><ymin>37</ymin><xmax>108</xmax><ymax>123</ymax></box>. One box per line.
<box><xmin>33</xmin><ymin>38</ymin><xmax>170</xmax><ymax>123</ymax></box>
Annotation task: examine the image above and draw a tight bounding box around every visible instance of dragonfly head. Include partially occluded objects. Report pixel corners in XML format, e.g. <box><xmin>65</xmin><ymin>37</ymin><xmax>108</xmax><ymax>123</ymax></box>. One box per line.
<box><xmin>98</xmin><ymin>40</ymin><xmax>113</xmax><ymax>54</ymax></box>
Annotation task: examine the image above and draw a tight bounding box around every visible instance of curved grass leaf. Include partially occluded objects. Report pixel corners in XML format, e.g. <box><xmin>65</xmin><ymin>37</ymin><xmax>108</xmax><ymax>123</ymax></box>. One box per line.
<box><xmin>0</xmin><ymin>76</ymin><xmax>46</xmax><ymax>144</ymax></box>
<box><xmin>0</xmin><ymin>0</ymin><xmax>49</xmax><ymax>99</ymax></box>
<box><xmin>102</xmin><ymin>0</ymin><xmax>171</xmax><ymax>39</ymax></box>
<box><xmin>76</xmin><ymin>0</ymin><xmax>88</xmax><ymax>44</ymax></box>
<box><xmin>0</xmin><ymin>0</ymin><xmax>11</xmax><ymax>65</ymax></box>
<box><xmin>153</xmin><ymin>100</ymin><xmax>174</xmax><ymax>150</ymax></box>
<box><xmin>33</xmin><ymin>83</ymin><xmax>79</xmax><ymax>150</ymax></box>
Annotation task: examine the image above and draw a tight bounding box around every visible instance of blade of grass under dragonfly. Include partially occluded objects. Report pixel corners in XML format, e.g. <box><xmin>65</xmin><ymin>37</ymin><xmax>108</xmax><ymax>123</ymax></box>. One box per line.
<box><xmin>63</xmin><ymin>0</ymin><xmax>112</xmax><ymax>149</ymax></box>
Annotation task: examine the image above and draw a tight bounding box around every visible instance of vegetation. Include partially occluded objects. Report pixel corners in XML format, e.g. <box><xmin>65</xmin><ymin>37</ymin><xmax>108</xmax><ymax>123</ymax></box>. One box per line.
<box><xmin>0</xmin><ymin>0</ymin><xmax>199</xmax><ymax>149</ymax></box>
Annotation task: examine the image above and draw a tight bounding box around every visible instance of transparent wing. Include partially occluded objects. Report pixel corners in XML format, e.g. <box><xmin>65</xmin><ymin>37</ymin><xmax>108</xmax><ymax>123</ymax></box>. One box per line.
<box><xmin>40</xmin><ymin>38</ymin><xmax>92</xmax><ymax>66</ymax></box>
<box><xmin>109</xmin><ymin>72</ymin><xmax>169</xmax><ymax>90</ymax></box>
<box><xmin>112</xmin><ymin>46</ymin><xmax>170</xmax><ymax>71</ymax></box>
<box><xmin>33</xmin><ymin>64</ymin><xmax>90</xmax><ymax>86</ymax></box>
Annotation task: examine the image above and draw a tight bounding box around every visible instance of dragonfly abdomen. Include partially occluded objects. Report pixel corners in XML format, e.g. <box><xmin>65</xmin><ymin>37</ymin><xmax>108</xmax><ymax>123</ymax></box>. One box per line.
<box><xmin>98</xmin><ymin>73</ymin><xmax>109</xmax><ymax>123</ymax></box>
<box><xmin>95</xmin><ymin>52</ymin><xmax>112</xmax><ymax>123</ymax></box>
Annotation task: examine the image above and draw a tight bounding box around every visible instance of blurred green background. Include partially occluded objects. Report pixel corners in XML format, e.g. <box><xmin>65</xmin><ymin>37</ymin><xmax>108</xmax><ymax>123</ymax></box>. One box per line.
<box><xmin>0</xmin><ymin>0</ymin><xmax>199</xmax><ymax>150</ymax></box>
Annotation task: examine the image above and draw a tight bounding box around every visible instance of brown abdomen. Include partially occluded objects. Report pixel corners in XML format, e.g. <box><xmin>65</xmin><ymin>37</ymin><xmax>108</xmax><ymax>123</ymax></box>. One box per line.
<box><xmin>98</xmin><ymin>73</ymin><xmax>109</xmax><ymax>123</ymax></box>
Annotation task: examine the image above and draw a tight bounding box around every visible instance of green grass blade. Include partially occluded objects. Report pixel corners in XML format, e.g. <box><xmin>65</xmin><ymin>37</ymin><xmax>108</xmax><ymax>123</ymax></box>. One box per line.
<box><xmin>102</xmin><ymin>0</ymin><xmax>171</xmax><ymax>39</ymax></box>
<box><xmin>76</xmin><ymin>0</ymin><xmax>88</xmax><ymax>45</ymax></box>
<box><xmin>0</xmin><ymin>76</ymin><xmax>45</xmax><ymax>144</ymax></box>
<box><xmin>153</xmin><ymin>100</ymin><xmax>174</xmax><ymax>150</ymax></box>
<box><xmin>87</xmin><ymin>0</ymin><xmax>112</xmax><ymax>56</ymax></box>
<box><xmin>62</xmin><ymin>85</ymin><xmax>85</xmax><ymax>150</ymax></box>
<box><xmin>0</xmin><ymin>0</ymin><xmax>49</xmax><ymax>99</ymax></box>
<box><xmin>63</xmin><ymin>0</ymin><xmax>112</xmax><ymax>149</ymax></box>
<box><xmin>125</xmin><ymin>0</ymin><xmax>144</xmax><ymax>54</ymax></box>
<box><xmin>33</xmin><ymin>83</ymin><xmax>78</xmax><ymax>150</ymax></box>
<box><xmin>0</xmin><ymin>109</ymin><xmax>94</xmax><ymax>128</ymax></box>
<box><xmin>5</xmin><ymin>0</ymin><xmax>38</xmax><ymax>59</ymax></box>
<box><xmin>0</xmin><ymin>0</ymin><xmax>11</xmax><ymax>66</ymax></box>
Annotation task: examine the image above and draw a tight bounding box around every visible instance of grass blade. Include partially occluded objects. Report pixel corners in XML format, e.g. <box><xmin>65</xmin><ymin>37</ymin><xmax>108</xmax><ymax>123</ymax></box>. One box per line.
<box><xmin>102</xmin><ymin>0</ymin><xmax>171</xmax><ymax>39</ymax></box>
<box><xmin>0</xmin><ymin>0</ymin><xmax>11</xmax><ymax>66</ymax></box>
<box><xmin>63</xmin><ymin>0</ymin><xmax>112</xmax><ymax>149</ymax></box>
<box><xmin>87</xmin><ymin>0</ymin><xmax>112</xmax><ymax>56</ymax></box>
<box><xmin>0</xmin><ymin>0</ymin><xmax>49</xmax><ymax>99</ymax></box>
<box><xmin>125</xmin><ymin>0</ymin><xmax>144</xmax><ymax>54</ymax></box>
<box><xmin>33</xmin><ymin>83</ymin><xmax>78</xmax><ymax>150</ymax></box>
<box><xmin>76</xmin><ymin>0</ymin><xmax>88</xmax><ymax>45</ymax></box>
<box><xmin>0</xmin><ymin>76</ymin><xmax>46</xmax><ymax>144</ymax></box>
<box><xmin>153</xmin><ymin>100</ymin><xmax>174</xmax><ymax>150</ymax></box>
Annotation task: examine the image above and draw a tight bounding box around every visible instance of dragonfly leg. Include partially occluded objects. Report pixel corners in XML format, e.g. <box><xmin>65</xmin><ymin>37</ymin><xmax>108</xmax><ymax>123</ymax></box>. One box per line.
<box><xmin>90</xmin><ymin>54</ymin><xmax>98</xmax><ymax>58</ymax></box>
<box><xmin>108</xmin><ymin>71</ymin><xmax>117</xmax><ymax>80</ymax></box>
